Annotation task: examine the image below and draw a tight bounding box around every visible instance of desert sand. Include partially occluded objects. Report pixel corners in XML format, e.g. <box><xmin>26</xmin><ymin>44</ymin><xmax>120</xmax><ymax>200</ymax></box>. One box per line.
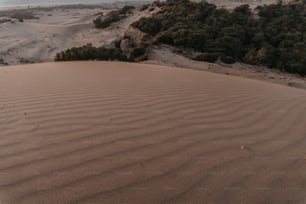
<box><xmin>0</xmin><ymin>61</ymin><xmax>306</xmax><ymax>204</ymax></box>
<box><xmin>146</xmin><ymin>45</ymin><xmax>306</xmax><ymax>90</ymax></box>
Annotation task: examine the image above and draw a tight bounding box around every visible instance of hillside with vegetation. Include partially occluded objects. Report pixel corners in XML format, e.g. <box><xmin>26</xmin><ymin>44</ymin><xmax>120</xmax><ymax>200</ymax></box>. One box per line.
<box><xmin>55</xmin><ymin>0</ymin><xmax>306</xmax><ymax>76</ymax></box>
<box><xmin>93</xmin><ymin>5</ymin><xmax>135</xmax><ymax>29</ymax></box>
<box><xmin>132</xmin><ymin>0</ymin><xmax>306</xmax><ymax>75</ymax></box>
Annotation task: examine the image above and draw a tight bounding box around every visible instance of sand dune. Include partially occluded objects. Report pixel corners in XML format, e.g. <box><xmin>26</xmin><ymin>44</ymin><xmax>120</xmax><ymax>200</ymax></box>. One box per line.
<box><xmin>0</xmin><ymin>62</ymin><xmax>306</xmax><ymax>204</ymax></box>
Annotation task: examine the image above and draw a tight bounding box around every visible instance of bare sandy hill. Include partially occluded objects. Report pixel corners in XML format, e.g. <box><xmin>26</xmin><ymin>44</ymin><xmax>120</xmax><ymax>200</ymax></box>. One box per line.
<box><xmin>0</xmin><ymin>62</ymin><xmax>306</xmax><ymax>204</ymax></box>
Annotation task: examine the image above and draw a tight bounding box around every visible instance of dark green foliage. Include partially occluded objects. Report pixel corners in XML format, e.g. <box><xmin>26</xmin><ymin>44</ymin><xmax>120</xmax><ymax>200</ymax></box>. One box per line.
<box><xmin>129</xmin><ymin>43</ymin><xmax>149</xmax><ymax>61</ymax></box>
<box><xmin>140</xmin><ymin>4</ymin><xmax>149</xmax><ymax>11</ymax></box>
<box><xmin>54</xmin><ymin>44</ymin><xmax>129</xmax><ymax>62</ymax></box>
<box><xmin>193</xmin><ymin>53</ymin><xmax>219</xmax><ymax>63</ymax></box>
<box><xmin>132</xmin><ymin>0</ymin><xmax>306</xmax><ymax>76</ymax></box>
<box><xmin>114</xmin><ymin>40</ymin><xmax>121</xmax><ymax>49</ymax></box>
<box><xmin>93</xmin><ymin>6</ymin><xmax>135</xmax><ymax>29</ymax></box>
<box><xmin>220</xmin><ymin>56</ymin><xmax>236</xmax><ymax>64</ymax></box>
<box><xmin>117</xmin><ymin>6</ymin><xmax>135</xmax><ymax>15</ymax></box>
<box><xmin>130</xmin><ymin>47</ymin><xmax>146</xmax><ymax>59</ymax></box>
<box><xmin>152</xmin><ymin>0</ymin><xmax>166</xmax><ymax>8</ymax></box>
<box><xmin>132</xmin><ymin>17</ymin><xmax>163</xmax><ymax>35</ymax></box>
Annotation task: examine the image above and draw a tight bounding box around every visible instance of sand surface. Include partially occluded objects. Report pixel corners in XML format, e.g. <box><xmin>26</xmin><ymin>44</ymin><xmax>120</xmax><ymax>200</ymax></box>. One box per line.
<box><xmin>146</xmin><ymin>45</ymin><xmax>306</xmax><ymax>91</ymax></box>
<box><xmin>0</xmin><ymin>61</ymin><xmax>306</xmax><ymax>204</ymax></box>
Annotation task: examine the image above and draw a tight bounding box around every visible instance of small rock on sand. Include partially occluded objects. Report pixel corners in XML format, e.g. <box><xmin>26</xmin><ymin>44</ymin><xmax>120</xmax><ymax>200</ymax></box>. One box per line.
<box><xmin>240</xmin><ymin>145</ymin><xmax>246</xmax><ymax>150</ymax></box>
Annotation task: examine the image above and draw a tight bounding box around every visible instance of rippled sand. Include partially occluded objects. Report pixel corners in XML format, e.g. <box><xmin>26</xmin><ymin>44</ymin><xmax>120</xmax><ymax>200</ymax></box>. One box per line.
<box><xmin>0</xmin><ymin>62</ymin><xmax>306</xmax><ymax>204</ymax></box>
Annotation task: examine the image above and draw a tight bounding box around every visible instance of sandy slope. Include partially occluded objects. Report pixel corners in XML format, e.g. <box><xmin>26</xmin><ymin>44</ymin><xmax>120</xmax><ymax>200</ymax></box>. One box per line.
<box><xmin>0</xmin><ymin>7</ymin><xmax>105</xmax><ymax>65</ymax></box>
<box><xmin>0</xmin><ymin>62</ymin><xmax>306</xmax><ymax>204</ymax></box>
<box><xmin>146</xmin><ymin>45</ymin><xmax>306</xmax><ymax>90</ymax></box>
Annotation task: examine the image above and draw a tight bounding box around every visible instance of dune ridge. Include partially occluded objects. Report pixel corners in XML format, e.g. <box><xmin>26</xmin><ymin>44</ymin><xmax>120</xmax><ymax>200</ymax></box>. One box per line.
<box><xmin>0</xmin><ymin>62</ymin><xmax>306</xmax><ymax>204</ymax></box>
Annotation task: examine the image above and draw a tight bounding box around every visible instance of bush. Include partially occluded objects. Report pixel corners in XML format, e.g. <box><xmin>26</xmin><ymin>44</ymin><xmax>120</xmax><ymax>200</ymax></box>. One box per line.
<box><xmin>140</xmin><ymin>4</ymin><xmax>149</xmax><ymax>11</ymax></box>
<box><xmin>93</xmin><ymin>15</ymin><xmax>120</xmax><ymax>28</ymax></box>
<box><xmin>132</xmin><ymin>17</ymin><xmax>163</xmax><ymax>35</ymax></box>
<box><xmin>193</xmin><ymin>53</ymin><xmax>219</xmax><ymax>63</ymax></box>
<box><xmin>129</xmin><ymin>44</ymin><xmax>148</xmax><ymax>61</ymax></box>
<box><xmin>93</xmin><ymin>6</ymin><xmax>135</xmax><ymax>29</ymax></box>
<box><xmin>130</xmin><ymin>47</ymin><xmax>146</xmax><ymax>58</ymax></box>
<box><xmin>54</xmin><ymin>44</ymin><xmax>129</xmax><ymax>62</ymax></box>
<box><xmin>220</xmin><ymin>56</ymin><xmax>236</xmax><ymax>64</ymax></box>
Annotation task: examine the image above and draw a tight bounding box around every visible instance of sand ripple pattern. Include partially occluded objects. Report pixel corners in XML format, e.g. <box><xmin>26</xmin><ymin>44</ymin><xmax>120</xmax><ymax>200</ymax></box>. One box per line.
<box><xmin>0</xmin><ymin>62</ymin><xmax>306</xmax><ymax>204</ymax></box>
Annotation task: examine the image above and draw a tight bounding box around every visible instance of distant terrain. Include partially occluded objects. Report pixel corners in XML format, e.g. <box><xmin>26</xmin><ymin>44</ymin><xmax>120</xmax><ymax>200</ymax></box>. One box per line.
<box><xmin>56</xmin><ymin>0</ymin><xmax>306</xmax><ymax>77</ymax></box>
<box><xmin>0</xmin><ymin>0</ymin><xmax>306</xmax><ymax>89</ymax></box>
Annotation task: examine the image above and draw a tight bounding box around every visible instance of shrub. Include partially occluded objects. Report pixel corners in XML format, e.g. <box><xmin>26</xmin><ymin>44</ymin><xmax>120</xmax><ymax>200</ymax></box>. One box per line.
<box><xmin>220</xmin><ymin>56</ymin><xmax>236</xmax><ymax>64</ymax></box>
<box><xmin>55</xmin><ymin>44</ymin><xmax>129</xmax><ymax>62</ymax></box>
<box><xmin>93</xmin><ymin>6</ymin><xmax>135</xmax><ymax>29</ymax></box>
<box><xmin>129</xmin><ymin>44</ymin><xmax>148</xmax><ymax>61</ymax></box>
<box><xmin>193</xmin><ymin>53</ymin><xmax>219</xmax><ymax>63</ymax></box>
<box><xmin>140</xmin><ymin>4</ymin><xmax>149</xmax><ymax>11</ymax></box>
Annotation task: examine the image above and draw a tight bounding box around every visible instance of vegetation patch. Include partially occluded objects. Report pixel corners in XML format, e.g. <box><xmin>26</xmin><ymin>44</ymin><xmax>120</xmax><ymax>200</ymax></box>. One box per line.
<box><xmin>193</xmin><ymin>53</ymin><xmax>220</xmax><ymax>63</ymax></box>
<box><xmin>131</xmin><ymin>0</ymin><xmax>306</xmax><ymax>76</ymax></box>
<box><xmin>0</xmin><ymin>10</ymin><xmax>38</xmax><ymax>21</ymax></box>
<box><xmin>93</xmin><ymin>6</ymin><xmax>135</xmax><ymax>29</ymax></box>
<box><xmin>56</xmin><ymin>0</ymin><xmax>306</xmax><ymax>76</ymax></box>
<box><xmin>220</xmin><ymin>56</ymin><xmax>236</xmax><ymax>64</ymax></box>
<box><xmin>54</xmin><ymin>44</ymin><xmax>129</xmax><ymax>62</ymax></box>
